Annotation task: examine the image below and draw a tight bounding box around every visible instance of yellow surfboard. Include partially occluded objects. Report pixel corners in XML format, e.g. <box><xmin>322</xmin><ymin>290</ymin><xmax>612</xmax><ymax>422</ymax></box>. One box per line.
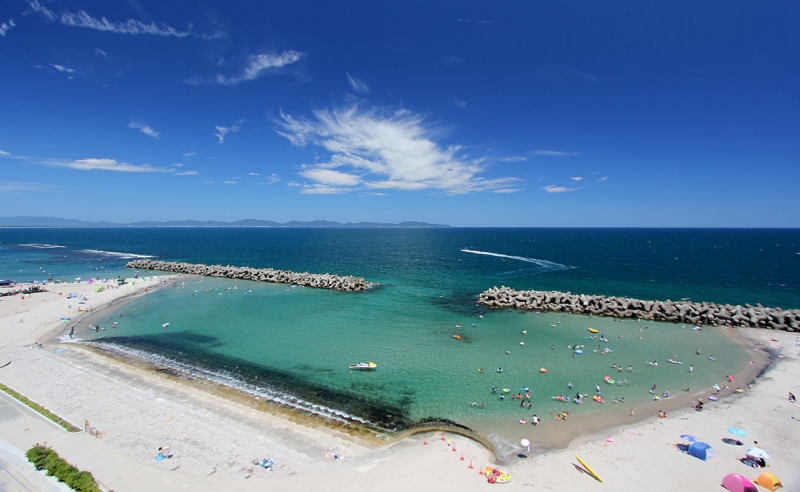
<box><xmin>588</xmin><ymin>327</ymin><xmax>599</xmax><ymax>333</ymax></box>
<box><xmin>575</xmin><ymin>454</ymin><xmax>603</xmax><ymax>482</ymax></box>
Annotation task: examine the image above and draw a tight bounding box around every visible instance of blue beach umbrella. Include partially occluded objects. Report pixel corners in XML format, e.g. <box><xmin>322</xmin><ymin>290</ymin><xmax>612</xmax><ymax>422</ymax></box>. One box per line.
<box><xmin>728</xmin><ymin>427</ymin><xmax>748</xmax><ymax>437</ymax></box>
<box><xmin>688</xmin><ymin>442</ymin><xmax>716</xmax><ymax>461</ymax></box>
<box><xmin>680</xmin><ymin>434</ymin><xmax>699</xmax><ymax>443</ymax></box>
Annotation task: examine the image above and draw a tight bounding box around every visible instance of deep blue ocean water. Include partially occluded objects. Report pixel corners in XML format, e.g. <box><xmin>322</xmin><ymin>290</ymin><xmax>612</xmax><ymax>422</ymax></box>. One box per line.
<box><xmin>1</xmin><ymin>228</ymin><xmax>798</xmax><ymax>446</ymax></box>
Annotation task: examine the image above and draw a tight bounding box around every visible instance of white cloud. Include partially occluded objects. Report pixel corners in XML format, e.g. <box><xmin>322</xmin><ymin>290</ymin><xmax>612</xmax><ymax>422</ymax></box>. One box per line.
<box><xmin>94</xmin><ymin>48</ymin><xmax>108</xmax><ymax>58</ymax></box>
<box><xmin>0</xmin><ymin>19</ymin><xmax>16</xmax><ymax>37</ymax></box>
<box><xmin>182</xmin><ymin>152</ymin><xmax>196</xmax><ymax>157</ymax></box>
<box><xmin>542</xmin><ymin>185</ymin><xmax>581</xmax><ymax>193</ymax></box>
<box><xmin>500</xmin><ymin>156</ymin><xmax>527</xmax><ymax>162</ymax></box>
<box><xmin>128</xmin><ymin>121</ymin><xmax>160</xmax><ymax>139</ymax></box>
<box><xmin>452</xmin><ymin>98</ymin><xmax>467</xmax><ymax>109</ymax></box>
<box><xmin>248</xmin><ymin>172</ymin><xmax>261</xmax><ymax>176</ymax></box>
<box><xmin>204</xmin><ymin>180</ymin><xmax>214</xmax><ymax>184</ymax></box>
<box><xmin>346</xmin><ymin>72</ymin><xmax>370</xmax><ymax>93</ymax></box>
<box><xmin>301</xmin><ymin>185</ymin><xmax>351</xmax><ymax>194</ymax></box>
<box><xmin>531</xmin><ymin>150</ymin><xmax>580</xmax><ymax>157</ymax></box>
<box><xmin>38</xmin><ymin>156</ymin><xmax>195</xmax><ymax>175</ymax></box>
<box><xmin>213</xmin><ymin>125</ymin><xmax>240</xmax><ymax>144</ymax></box>
<box><xmin>215</xmin><ymin>51</ymin><xmax>304</xmax><ymax>86</ymax></box>
<box><xmin>444</xmin><ymin>56</ymin><xmax>464</xmax><ymax>66</ymax></box>
<box><xmin>598</xmin><ymin>176</ymin><xmax>608</xmax><ymax>182</ymax></box>
<box><xmin>51</xmin><ymin>64</ymin><xmax>76</xmax><ymax>73</ymax></box>
<box><xmin>266</xmin><ymin>173</ymin><xmax>280</xmax><ymax>184</ymax></box>
<box><xmin>223</xmin><ymin>180</ymin><xmax>238</xmax><ymax>184</ymax></box>
<box><xmin>26</xmin><ymin>0</ymin><xmax>192</xmax><ymax>37</ymax></box>
<box><xmin>277</xmin><ymin>104</ymin><xmax>521</xmax><ymax>194</ymax></box>
<box><xmin>570</xmin><ymin>176</ymin><xmax>582</xmax><ymax>182</ymax></box>
<box><xmin>299</xmin><ymin>168</ymin><xmax>361</xmax><ymax>186</ymax></box>
<box><xmin>43</xmin><ymin>158</ymin><xmax>168</xmax><ymax>172</ymax></box>
<box><xmin>493</xmin><ymin>188</ymin><xmax>522</xmax><ymax>193</ymax></box>
<box><xmin>0</xmin><ymin>180</ymin><xmax>57</xmax><ymax>193</ymax></box>
<box><xmin>0</xmin><ymin>150</ymin><xmax>10</xmax><ymax>155</ymax></box>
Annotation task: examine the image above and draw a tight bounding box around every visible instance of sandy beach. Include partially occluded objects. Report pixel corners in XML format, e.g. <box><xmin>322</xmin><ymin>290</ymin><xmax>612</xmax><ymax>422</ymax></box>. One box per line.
<box><xmin>1</xmin><ymin>278</ymin><xmax>798</xmax><ymax>491</ymax></box>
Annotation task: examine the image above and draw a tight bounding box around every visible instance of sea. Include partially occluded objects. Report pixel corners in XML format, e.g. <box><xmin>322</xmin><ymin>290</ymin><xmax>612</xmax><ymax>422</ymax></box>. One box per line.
<box><xmin>1</xmin><ymin>228</ymin><xmax>798</xmax><ymax>451</ymax></box>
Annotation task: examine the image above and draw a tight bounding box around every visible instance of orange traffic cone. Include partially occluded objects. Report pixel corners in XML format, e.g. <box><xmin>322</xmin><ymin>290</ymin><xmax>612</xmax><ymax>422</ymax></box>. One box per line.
<box><xmin>460</xmin><ymin>452</ymin><xmax>465</xmax><ymax>461</ymax></box>
<box><xmin>468</xmin><ymin>459</ymin><xmax>474</xmax><ymax>469</ymax></box>
<box><xmin>452</xmin><ymin>445</ymin><xmax>457</xmax><ymax>452</ymax></box>
<box><xmin>423</xmin><ymin>438</ymin><xmax>428</xmax><ymax>445</ymax></box>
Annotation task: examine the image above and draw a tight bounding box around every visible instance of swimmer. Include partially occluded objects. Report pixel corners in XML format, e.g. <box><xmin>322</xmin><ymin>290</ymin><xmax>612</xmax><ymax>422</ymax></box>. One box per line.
<box><xmin>478</xmin><ymin>368</ymin><xmax>484</xmax><ymax>373</ymax></box>
<box><xmin>497</xmin><ymin>368</ymin><xmax>503</xmax><ymax>373</ymax></box>
<box><xmin>551</xmin><ymin>346</ymin><xmax>555</xmax><ymax>350</ymax></box>
<box><xmin>471</xmin><ymin>401</ymin><xmax>478</xmax><ymax>407</ymax></box>
<box><xmin>505</xmin><ymin>350</ymin><xmax>511</xmax><ymax>355</ymax></box>
<box><xmin>568</xmin><ymin>382</ymin><xmax>573</xmax><ymax>389</ymax></box>
<box><xmin>628</xmin><ymin>365</ymin><xmax>633</xmax><ymax>371</ymax></box>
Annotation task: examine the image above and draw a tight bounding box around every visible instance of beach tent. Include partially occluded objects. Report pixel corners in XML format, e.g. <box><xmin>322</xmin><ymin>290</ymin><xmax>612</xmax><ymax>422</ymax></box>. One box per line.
<box><xmin>722</xmin><ymin>473</ymin><xmax>757</xmax><ymax>492</ymax></box>
<box><xmin>688</xmin><ymin>442</ymin><xmax>716</xmax><ymax>461</ymax></box>
<box><xmin>754</xmin><ymin>471</ymin><xmax>782</xmax><ymax>491</ymax></box>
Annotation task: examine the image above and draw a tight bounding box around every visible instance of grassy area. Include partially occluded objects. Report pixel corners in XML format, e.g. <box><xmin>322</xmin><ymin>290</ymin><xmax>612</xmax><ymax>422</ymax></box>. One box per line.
<box><xmin>0</xmin><ymin>382</ymin><xmax>81</xmax><ymax>432</ymax></box>
<box><xmin>26</xmin><ymin>444</ymin><xmax>103</xmax><ymax>492</ymax></box>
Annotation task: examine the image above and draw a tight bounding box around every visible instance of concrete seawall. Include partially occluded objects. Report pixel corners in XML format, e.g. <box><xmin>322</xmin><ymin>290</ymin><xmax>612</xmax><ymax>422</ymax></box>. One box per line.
<box><xmin>477</xmin><ymin>286</ymin><xmax>800</xmax><ymax>331</ymax></box>
<box><xmin>126</xmin><ymin>260</ymin><xmax>371</xmax><ymax>291</ymax></box>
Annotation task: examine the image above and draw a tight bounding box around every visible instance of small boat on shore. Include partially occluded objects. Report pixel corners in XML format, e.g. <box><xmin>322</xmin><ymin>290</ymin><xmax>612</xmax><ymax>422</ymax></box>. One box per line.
<box><xmin>349</xmin><ymin>362</ymin><xmax>377</xmax><ymax>370</ymax></box>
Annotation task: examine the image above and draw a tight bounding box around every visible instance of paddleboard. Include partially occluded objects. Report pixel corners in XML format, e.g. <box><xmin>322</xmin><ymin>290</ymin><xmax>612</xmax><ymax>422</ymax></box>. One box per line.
<box><xmin>575</xmin><ymin>454</ymin><xmax>603</xmax><ymax>482</ymax></box>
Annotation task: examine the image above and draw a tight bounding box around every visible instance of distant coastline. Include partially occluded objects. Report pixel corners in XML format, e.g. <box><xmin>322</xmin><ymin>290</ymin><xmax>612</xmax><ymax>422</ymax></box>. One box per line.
<box><xmin>0</xmin><ymin>216</ymin><xmax>450</xmax><ymax>228</ymax></box>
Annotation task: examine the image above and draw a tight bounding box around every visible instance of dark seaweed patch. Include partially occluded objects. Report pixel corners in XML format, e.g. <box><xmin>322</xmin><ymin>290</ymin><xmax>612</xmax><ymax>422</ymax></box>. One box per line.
<box><xmin>91</xmin><ymin>332</ymin><xmax>412</xmax><ymax>430</ymax></box>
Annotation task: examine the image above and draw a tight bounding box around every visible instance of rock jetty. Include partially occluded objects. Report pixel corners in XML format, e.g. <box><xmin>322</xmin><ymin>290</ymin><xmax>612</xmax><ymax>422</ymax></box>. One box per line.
<box><xmin>126</xmin><ymin>260</ymin><xmax>371</xmax><ymax>291</ymax></box>
<box><xmin>477</xmin><ymin>286</ymin><xmax>800</xmax><ymax>331</ymax></box>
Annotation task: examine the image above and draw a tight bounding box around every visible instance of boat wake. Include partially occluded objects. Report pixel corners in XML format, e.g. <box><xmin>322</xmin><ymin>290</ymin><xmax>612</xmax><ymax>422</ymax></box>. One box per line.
<box><xmin>461</xmin><ymin>249</ymin><xmax>571</xmax><ymax>271</ymax></box>
<box><xmin>78</xmin><ymin>249</ymin><xmax>154</xmax><ymax>259</ymax></box>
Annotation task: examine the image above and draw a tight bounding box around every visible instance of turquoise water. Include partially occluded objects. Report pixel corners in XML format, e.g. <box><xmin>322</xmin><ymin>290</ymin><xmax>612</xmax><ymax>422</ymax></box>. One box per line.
<box><xmin>1</xmin><ymin>228</ymin><xmax>795</xmax><ymax>443</ymax></box>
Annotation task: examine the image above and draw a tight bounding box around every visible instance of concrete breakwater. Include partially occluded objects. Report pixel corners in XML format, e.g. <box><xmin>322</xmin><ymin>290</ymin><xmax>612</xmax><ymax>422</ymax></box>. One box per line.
<box><xmin>477</xmin><ymin>286</ymin><xmax>800</xmax><ymax>331</ymax></box>
<box><xmin>126</xmin><ymin>259</ymin><xmax>371</xmax><ymax>291</ymax></box>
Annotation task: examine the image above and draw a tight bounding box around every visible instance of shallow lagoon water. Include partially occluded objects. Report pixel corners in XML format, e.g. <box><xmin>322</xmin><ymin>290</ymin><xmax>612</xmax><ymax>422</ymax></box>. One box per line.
<box><xmin>2</xmin><ymin>227</ymin><xmax>793</xmax><ymax>443</ymax></box>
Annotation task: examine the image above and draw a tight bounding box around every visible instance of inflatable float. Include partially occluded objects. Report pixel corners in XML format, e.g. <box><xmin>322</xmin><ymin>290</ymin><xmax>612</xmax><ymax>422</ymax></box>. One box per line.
<box><xmin>588</xmin><ymin>327</ymin><xmax>599</xmax><ymax>333</ymax></box>
<box><xmin>539</xmin><ymin>368</ymin><xmax>547</xmax><ymax>373</ymax></box>
<box><xmin>484</xmin><ymin>467</ymin><xmax>512</xmax><ymax>484</ymax></box>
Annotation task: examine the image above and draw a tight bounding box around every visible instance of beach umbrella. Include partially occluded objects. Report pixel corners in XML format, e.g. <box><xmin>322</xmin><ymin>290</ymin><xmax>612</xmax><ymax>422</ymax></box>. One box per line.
<box><xmin>520</xmin><ymin>439</ymin><xmax>530</xmax><ymax>447</ymax></box>
<box><xmin>722</xmin><ymin>473</ymin><xmax>757</xmax><ymax>492</ymax></box>
<box><xmin>744</xmin><ymin>447</ymin><xmax>770</xmax><ymax>460</ymax></box>
<box><xmin>728</xmin><ymin>427</ymin><xmax>748</xmax><ymax>437</ymax></box>
<box><xmin>680</xmin><ymin>434</ymin><xmax>699</xmax><ymax>443</ymax></box>
<box><xmin>754</xmin><ymin>471</ymin><xmax>783</xmax><ymax>491</ymax></box>
<box><xmin>687</xmin><ymin>442</ymin><xmax>716</xmax><ymax>461</ymax></box>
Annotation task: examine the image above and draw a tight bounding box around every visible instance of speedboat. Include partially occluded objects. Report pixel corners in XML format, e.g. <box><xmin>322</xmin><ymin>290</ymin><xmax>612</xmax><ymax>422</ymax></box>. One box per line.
<box><xmin>349</xmin><ymin>362</ymin><xmax>377</xmax><ymax>370</ymax></box>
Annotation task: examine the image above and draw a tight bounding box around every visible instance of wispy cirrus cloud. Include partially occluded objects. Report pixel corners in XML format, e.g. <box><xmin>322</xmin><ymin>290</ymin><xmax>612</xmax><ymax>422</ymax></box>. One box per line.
<box><xmin>542</xmin><ymin>184</ymin><xmax>581</xmax><ymax>193</ymax></box>
<box><xmin>212</xmin><ymin>51</ymin><xmax>304</xmax><ymax>86</ymax></box>
<box><xmin>493</xmin><ymin>188</ymin><xmax>523</xmax><ymax>194</ymax></box>
<box><xmin>598</xmin><ymin>176</ymin><xmax>608</xmax><ymax>182</ymax></box>
<box><xmin>213</xmin><ymin>125</ymin><xmax>239</xmax><ymax>144</ymax></box>
<box><xmin>531</xmin><ymin>150</ymin><xmax>580</xmax><ymax>157</ymax></box>
<box><xmin>0</xmin><ymin>180</ymin><xmax>57</xmax><ymax>194</ymax></box>
<box><xmin>570</xmin><ymin>176</ymin><xmax>582</xmax><ymax>182</ymax></box>
<box><xmin>500</xmin><ymin>156</ymin><xmax>527</xmax><ymax>163</ymax></box>
<box><xmin>277</xmin><ymin>103</ymin><xmax>521</xmax><ymax>195</ymax></box>
<box><xmin>93</xmin><ymin>48</ymin><xmax>108</xmax><ymax>58</ymax></box>
<box><xmin>0</xmin><ymin>19</ymin><xmax>15</xmax><ymax>37</ymax></box>
<box><xmin>128</xmin><ymin>122</ymin><xmax>160</xmax><ymax>139</ymax></box>
<box><xmin>36</xmin><ymin>156</ymin><xmax>194</xmax><ymax>175</ymax></box>
<box><xmin>346</xmin><ymin>72</ymin><xmax>370</xmax><ymax>93</ymax></box>
<box><xmin>24</xmin><ymin>0</ymin><xmax>216</xmax><ymax>38</ymax></box>
<box><xmin>452</xmin><ymin>98</ymin><xmax>467</xmax><ymax>109</ymax></box>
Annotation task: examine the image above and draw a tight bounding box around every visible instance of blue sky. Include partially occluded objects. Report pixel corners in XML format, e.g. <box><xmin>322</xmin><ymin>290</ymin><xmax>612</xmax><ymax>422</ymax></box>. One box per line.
<box><xmin>1</xmin><ymin>1</ymin><xmax>798</xmax><ymax>227</ymax></box>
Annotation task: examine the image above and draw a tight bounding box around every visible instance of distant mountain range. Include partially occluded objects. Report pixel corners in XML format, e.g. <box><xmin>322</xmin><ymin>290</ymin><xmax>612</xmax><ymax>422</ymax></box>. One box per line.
<box><xmin>0</xmin><ymin>216</ymin><xmax>450</xmax><ymax>228</ymax></box>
